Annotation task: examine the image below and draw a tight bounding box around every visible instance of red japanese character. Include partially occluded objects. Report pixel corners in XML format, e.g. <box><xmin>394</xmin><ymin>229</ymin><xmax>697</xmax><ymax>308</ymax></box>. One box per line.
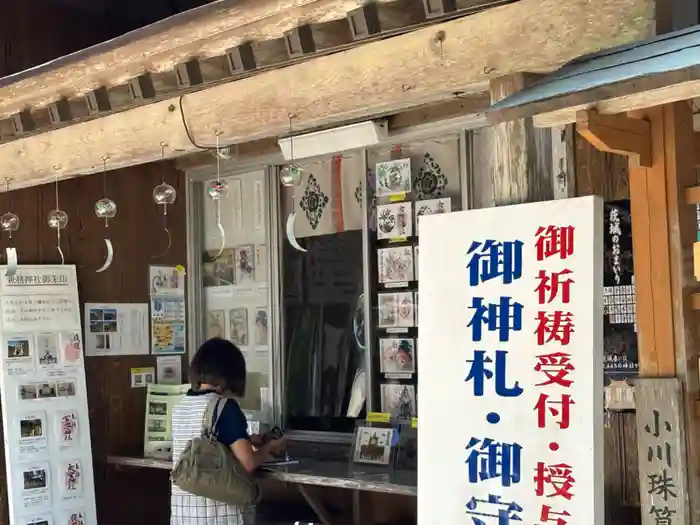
<box><xmin>540</xmin><ymin>505</ymin><xmax>571</xmax><ymax>525</ymax></box>
<box><xmin>534</xmin><ymin>462</ymin><xmax>575</xmax><ymax>500</ymax></box>
<box><xmin>535</xmin><ymin>393</ymin><xmax>575</xmax><ymax>429</ymax></box>
<box><xmin>535</xmin><ymin>269</ymin><xmax>574</xmax><ymax>305</ymax></box>
<box><xmin>535</xmin><ymin>311</ymin><xmax>575</xmax><ymax>346</ymax></box>
<box><xmin>534</xmin><ymin>352</ymin><xmax>575</xmax><ymax>388</ymax></box>
<box><xmin>536</xmin><ymin>225</ymin><xmax>575</xmax><ymax>261</ymax></box>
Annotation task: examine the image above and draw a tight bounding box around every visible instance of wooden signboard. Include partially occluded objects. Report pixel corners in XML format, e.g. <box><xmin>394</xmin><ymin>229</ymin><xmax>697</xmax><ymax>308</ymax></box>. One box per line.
<box><xmin>635</xmin><ymin>378</ymin><xmax>689</xmax><ymax>525</ymax></box>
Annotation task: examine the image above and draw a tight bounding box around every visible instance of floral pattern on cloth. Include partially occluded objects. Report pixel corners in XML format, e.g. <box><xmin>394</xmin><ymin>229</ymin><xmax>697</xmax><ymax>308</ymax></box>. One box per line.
<box><xmin>414</xmin><ymin>152</ymin><xmax>447</xmax><ymax>199</ymax></box>
<box><xmin>299</xmin><ymin>174</ymin><xmax>329</xmax><ymax>230</ymax></box>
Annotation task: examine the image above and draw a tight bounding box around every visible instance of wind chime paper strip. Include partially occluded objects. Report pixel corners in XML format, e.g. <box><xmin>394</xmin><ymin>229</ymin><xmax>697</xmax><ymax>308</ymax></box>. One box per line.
<box><xmin>5</xmin><ymin>247</ymin><xmax>17</xmax><ymax>277</ymax></box>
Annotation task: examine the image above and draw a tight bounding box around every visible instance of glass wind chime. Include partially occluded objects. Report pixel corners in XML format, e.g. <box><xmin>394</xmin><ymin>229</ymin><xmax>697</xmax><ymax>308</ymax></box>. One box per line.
<box><xmin>281</xmin><ymin>113</ymin><xmax>306</xmax><ymax>253</ymax></box>
<box><xmin>94</xmin><ymin>156</ymin><xmax>117</xmax><ymax>273</ymax></box>
<box><xmin>205</xmin><ymin>131</ymin><xmax>228</xmax><ymax>260</ymax></box>
<box><xmin>47</xmin><ymin>169</ymin><xmax>69</xmax><ymax>263</ymax></box>
<box><xmin>153</xmin><ymin>142</ymin><xmax>177</xmax><ymax>258</ymax></box>
<box><xmin>1</xmin><ymin>178</ymin><xmax>19</xmax><ymax>276</ymax></box>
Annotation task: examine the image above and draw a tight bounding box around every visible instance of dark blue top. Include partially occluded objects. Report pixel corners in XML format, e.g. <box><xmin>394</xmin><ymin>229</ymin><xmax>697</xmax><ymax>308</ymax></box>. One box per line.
<box><xmin>187</xmin><ymin>389</ymin><xmax>250</xmax><ymax>446</ymax></box>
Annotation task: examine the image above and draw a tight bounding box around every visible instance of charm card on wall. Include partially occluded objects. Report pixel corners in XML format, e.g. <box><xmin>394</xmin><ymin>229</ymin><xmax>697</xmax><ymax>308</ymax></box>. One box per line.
<box><xmin>378</xmin><ymin>247</ymin><xmax>414</xmax><ymax>284</ymax></box>
<box><xmin>380</xmin><ymin>338</ymin><xmax>416</xmax><ymax>374</ymax></box>
<box><xmin>376</xmin><ymin>159</ymin><xmax>411</xmax><ymax>197</ymax></box>
<box><xmin>378</xmin><ymin>293</ymin><xmax>399</xmax><ymax>329</ymax></box>
<box><xmin>377</xmin><ymin>202</ymin><xmax>413</xmax><ymax>240</ymax></box>
<box><xmin>234</xmin><ymin>245</ymin><xmax>256</xmax><ymax>284</ymax></box>
<box><xmin>415</xmin><ymin>197</ymin><xmax>451</xmax><ymax>235</ymax></box>
<box><xmin>380</xmin><ymin>383</ymin><xmax>416</xmax><ymax>418</ymax></box>
<box><xmin>59</xmin><ymin>460</ymin><xmax>83</xmax><ymax>500</ymax></box>
<box><xmin>396</xmin><ymin>292</ymin><xmax>415</xmax><ymax>327</ymax></box>
<box><xmin>228</xmin><ymin>308</ymin><xmax>248</xmax><ymax>346</ymax></box>
<box><xmin>206</xmin><ymin>310</ymin><xmax>225</xmax><ymax>340</ymax></box>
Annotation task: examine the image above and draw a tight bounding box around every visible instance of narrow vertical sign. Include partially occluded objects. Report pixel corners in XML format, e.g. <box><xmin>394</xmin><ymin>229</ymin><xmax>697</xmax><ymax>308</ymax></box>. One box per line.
<box><xmin>418</xmin><ymin>196</ymin><xmax>604</xmax><ymax>525</ymax></box>
<box><xmin>635</xmin><ymin>378</ymin><xmax>689</xmax><ymax>525</ymax></box>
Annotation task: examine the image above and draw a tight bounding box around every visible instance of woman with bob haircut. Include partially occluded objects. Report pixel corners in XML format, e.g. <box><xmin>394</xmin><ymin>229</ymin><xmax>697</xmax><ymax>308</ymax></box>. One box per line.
<box><xmin>170</xmin><ymin>338</ymin><xmax>285</xmax><ymax>524</ymax></box>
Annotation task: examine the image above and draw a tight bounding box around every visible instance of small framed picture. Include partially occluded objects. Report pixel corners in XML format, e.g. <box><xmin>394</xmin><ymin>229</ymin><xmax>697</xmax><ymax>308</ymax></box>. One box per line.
<box><xmin>380</xmin><ymin>338</ymin><xmax>415</xmax><ymax>374</ymax></box>
<box><xmin>378</xmin><ymin>247</ymin><xmax>414</xmax><ymax>284</ymax></box>
<box><xmin>352</xmin><ymin>426</ymin><xmax>395</xmax><ymax>466</ymax></box>
<box><xmin>375</xmin><ymin>159</ymin><xmax>411</xmax><ymax>198</ymax></box>
<box><xmin>381</xmin><ymin>383</ymin><xmax>416</xmax><ymax>418</ymax></box>
<box><xmin>377</xmin><ymin>202</ymin><xmax>413</xmax><ymax>240</ymax></box>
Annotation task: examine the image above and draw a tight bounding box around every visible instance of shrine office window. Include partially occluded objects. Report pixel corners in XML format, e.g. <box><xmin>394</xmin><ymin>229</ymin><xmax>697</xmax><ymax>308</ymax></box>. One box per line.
<box><xmin>281</xmin><ymin>152</ymin><xmax>366</xmax><ymax>433</ymax></box>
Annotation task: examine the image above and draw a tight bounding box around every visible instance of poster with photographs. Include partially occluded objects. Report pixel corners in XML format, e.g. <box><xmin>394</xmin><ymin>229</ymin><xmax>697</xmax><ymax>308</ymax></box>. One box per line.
<box><xmin>6</xmin><ymin>334</ymin><xmax>34</xmax><ymax>376</ymax></box>
<box><xmin>84</xmin><ymin>303</ymin><xmax>149</xmax><ymax>357</ymax></box>
<box><xmin>381</xmin><ymin>383</ymin><xmax>416</xmax><ymax>418</ymax></box>
<box><xmin>15</xmin><ymin>463</ymin><xmax>50</xmax><ymax>513</ymax></box>
<box><xmin>16</xmin><ymin>412</ymin><xmax>48</xmax><ymax>459</ymax></box>
<box><xmin>229</xmin><ymin>308</ymin><xmax>248</xmax><ymax>346</ymax></box>
<box><xmin>414</xmin><ymin>197</ymin><xmax>451</xmax><ymax>235</ymax></box>
<box><xmin>235</xmin><ymin>245</ymin><xmax>256</xmax><ymax>285</ymax></box>
<box><xmin>353</xmin><ymin>427</ymin><xmax>394</xmax><ymax>465</ymax></box>
<box><xmin>376</xmin><ymin>159</ymin><xmax>411</xmax><ymax>197</ymax></box>
<box><xmin>0</xmin><ymin>266</ymin><xmax>97</xmax><ymax>525</ymax></box>
<box><xmin>150</xmin><ymin>296</ymin><xmax>186</xmax><ymax>355</ymax></box>
<box><xmin>377</xmin><ymin>202</ymin><xmax>413</xmax><ymax>240</ymax></box>
<box><xmin>380</xmin><ymin>338</ymin><xmax>416</xmax><ymax>374</ymax></box>
<box><xmin>378</xmin><ymin>247</ymin><xmax>414</xmax><ymax>284</ymax></box>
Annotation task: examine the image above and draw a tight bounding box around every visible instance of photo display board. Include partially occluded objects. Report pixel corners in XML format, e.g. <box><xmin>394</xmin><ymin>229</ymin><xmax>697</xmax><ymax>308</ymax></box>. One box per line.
<box><xmin>417</xmin><ymin>197</ymin><xmax>604</xmax><ymax>525</ymax></box>
<box><xmin>0</xmin><ymin>265</ymin><xmax>96</xmax><ymax>525</ymax></box>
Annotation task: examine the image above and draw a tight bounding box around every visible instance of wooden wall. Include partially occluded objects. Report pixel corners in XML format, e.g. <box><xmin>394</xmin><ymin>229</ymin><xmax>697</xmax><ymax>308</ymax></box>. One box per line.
<box><xmin>0</xmin><ymin>162</ymin><xmax>187</xmax><ymax>525</ymax></box>
<box><xmin>574</xmin><ymin>132</ymin><xmax>641</xmax><ymax>525</ymax></box>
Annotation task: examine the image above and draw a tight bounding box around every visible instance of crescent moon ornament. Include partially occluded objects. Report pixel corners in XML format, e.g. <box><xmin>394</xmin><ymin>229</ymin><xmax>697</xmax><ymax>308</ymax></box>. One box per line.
<box><xmin>285</xmin><ymin>212</ymin><xmax>307</xmax><ymax>253</ymax></box>
<box><xmin>5</xmin><ymin>247</ymin><xmax>17</xmax><ymax>277</ymax></box>
<box><xmin>96</xmin><ymin>239</ymin><xmax>114</xmax><ymax>273</ymax></box>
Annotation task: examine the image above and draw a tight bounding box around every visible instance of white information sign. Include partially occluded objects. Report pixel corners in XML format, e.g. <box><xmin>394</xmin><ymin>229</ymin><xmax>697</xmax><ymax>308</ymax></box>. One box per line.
<box><xmin>0</xmin><ymin>266</ymin><xmax>96</xmax><ymax>525</ymax></box>
<box><xmin>417</xmin><ymin>197</ymin><xmax>604</xmax><ymax>525</ymax></box>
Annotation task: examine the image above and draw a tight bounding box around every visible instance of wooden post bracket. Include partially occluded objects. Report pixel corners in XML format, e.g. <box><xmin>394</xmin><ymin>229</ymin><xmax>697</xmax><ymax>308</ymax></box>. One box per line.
<box><xmin>576</xmin><ymin>109</ymin><xmax>652</xmax><ymax>167</ymax></box>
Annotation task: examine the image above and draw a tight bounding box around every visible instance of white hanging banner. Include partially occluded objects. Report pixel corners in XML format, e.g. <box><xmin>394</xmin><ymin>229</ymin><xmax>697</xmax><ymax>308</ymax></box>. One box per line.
<box><xmin>418</xmin><ymin>197</ymin><xmax>604</xmax><ymax>525</ymax></box>
<box><xmin>0</xmin><ymin>265</ymin><xmax>96</xmax><ymax>525</ymax></box>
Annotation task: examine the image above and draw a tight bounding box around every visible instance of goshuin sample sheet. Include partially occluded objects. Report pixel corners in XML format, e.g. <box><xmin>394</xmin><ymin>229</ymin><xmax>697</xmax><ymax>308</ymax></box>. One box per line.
<box><xmin>0</xmin><ymin>266</ymin><xmax>96</xmax><ymax>525</ymax></box>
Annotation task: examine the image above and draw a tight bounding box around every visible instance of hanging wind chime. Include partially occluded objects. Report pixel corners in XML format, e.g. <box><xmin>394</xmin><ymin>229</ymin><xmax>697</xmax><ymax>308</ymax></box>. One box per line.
<box><xmin>47</xmin><ymin>168</ymin><xmax>68</xmax><ymax>263</ymax></box>
<box><xmin>282</xmin><ymin>113</ymin><xmax>306</xmax><ymax>253</ymax></box>
<box><xmin>205</xmin><ymin>131</ymin><xmax>227</xmax><ymax>260</ymax></box>
<box><xmin>1</xmin><ymin>178</ymin><xmax>19</xmax><ymax>276</ymax></box>
<box><xmin>152</xmin><ymin>142</ymin><xmax>177</xmax><ymax>259</ymax></box>
<box><xmin>94</xmin><ymin>156</ymin><xmax>117</xmax><ymax>273</ymax></box>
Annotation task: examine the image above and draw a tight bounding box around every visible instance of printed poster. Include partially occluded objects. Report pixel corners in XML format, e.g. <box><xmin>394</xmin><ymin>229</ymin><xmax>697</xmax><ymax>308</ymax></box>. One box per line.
<box><xmin>150</xmin><ymin>297</ymin><xmax>186</xmax><ymax>355</ymax></box>
<box><xmin>0</xmin><ymin>265</ymin><xmax>97</xmax><ymax>525</ymax></box>
<box><xmin>84</xmin><ymin>303</ymin><xmax>149</xmax><ymax>356</ymax></box>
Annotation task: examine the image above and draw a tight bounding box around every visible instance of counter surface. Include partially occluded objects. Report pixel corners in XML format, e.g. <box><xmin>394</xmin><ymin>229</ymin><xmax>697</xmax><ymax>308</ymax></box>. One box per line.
<box><xmin>106</xmin><ymin>455</ymin><xmax>416</xmax><ymax>496</ymax></box>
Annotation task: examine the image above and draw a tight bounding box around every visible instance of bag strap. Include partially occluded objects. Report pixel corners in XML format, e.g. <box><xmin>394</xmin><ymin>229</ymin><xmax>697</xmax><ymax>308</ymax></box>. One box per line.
<box><xmin>202</xmin><ymin>395</ymin><xmax>228</xmax><ymax>436</ymax></box>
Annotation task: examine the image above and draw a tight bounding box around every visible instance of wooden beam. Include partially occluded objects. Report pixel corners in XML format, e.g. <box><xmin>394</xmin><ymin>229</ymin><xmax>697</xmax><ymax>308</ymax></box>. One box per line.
<box><xmin>347</xmin><ymin>0</ymin><xmax>424</xmax><ymax>40</ymax></box>
<box><xmin>10</xmin><ymin>110</ymin><xmax>35</xmax><ymax>134</ymax></box>
<box><xmin>0</xmin><ymin>0</ymin><xmax>417</xmax><ymax>118</ymax></box>
<box><xmin>0</xmin><ymin>0</ymin><xmax>653</xmax><ymax>186</ymax></box>
<box><xmin>576</xmin><ymin>109</ymin><xmax>652</xmax><ymax>167</ymax></box>
<box><xmin>85</xmin><ymin>87</ymin><xmax>112</xmax><ymax>114</ymax></box>
<box><xmin>47</xmin><ymin>98</ymin><xmax>73</xmax><ymax>125</ymax></box>
<box><xmin>174</xmin><ymin>60</ymin><xmax>204</xmax><ymax>89</ymax></box>
<box><xmin>128</xmin><ymin>74</ymin><xmax>157</xmax><ymax>101</ymax></box>
<box><xmin>489</xmin><ymin>73</ymin><xmax>553</xmax><ymax>204</ymax></box>
<box><xmin>226</xmin><ymin>43</ymin><xmax>257</xmax><ymax>74</ymax></box>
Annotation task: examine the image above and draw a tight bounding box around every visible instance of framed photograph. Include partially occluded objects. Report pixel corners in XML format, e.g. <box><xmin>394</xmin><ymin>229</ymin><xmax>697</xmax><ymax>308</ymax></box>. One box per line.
<box><xmin>235</xmin><ymin>245</ymin><xmax>256</xmax><ymax>284</ymax></box>
<box><xmin>414</xmin><ymin>197</ymin><xmax>451</xmax><ymax>235</ymax></box>
<box><xmin>377</xmin><ymin>202</ymin><xmax>413</xmax><ymax>240</ymax></box>
<box><xmin>381</xmin><ymin>383</ymin><xmax>416</xmax><ymax>418</ymax></box>
<box><xmin>376</xmin><ymin>159</ymin><xmax>411</xmax><ymax>197</ymax></box>
<box><xmin>202</xmin><ymin>248</ymin><xmax>235</xmax><ymax>287</ymax></box>
<box><xmin>352</xmin><ymin>426</ymin><xmax>394</xmax><ymax>465</ymax></box>
<box><xmin>378</xmin><ymin>293</ymin><xmax>398</xmax><ymax>329</ymax></box>
<box><xmin>229</xmin><ymin>308</ymin><xmax>249</xmax><ymax>346</ymax></box>
<box><xmin>380</xmin><ymin>338</ymin><xmax>415</xmax><ymax>374</ymax></box>
<box><xmin>378</xmin><ymin>247</ymin><xmax>414</xmax><ymax>284</ymax></box>
<box><xmin>396</xmin><ymin>292</ymin><xmax>415</xmax><ymax>327</ymax></box>
<box><xmin>254</xmin><ymin>307</ymin><xmax>269</xmax><ymax>346</ymax></box>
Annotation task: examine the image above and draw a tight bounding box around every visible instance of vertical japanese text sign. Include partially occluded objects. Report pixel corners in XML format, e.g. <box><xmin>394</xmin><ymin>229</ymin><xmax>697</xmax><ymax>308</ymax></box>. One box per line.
<box><xmin>635</xmin><ymin>378</ymin><xmax>689</xmax><ymax>525</ymax></box>
<box><xmin>417</xmin><ymin>196</ymin><xmax>604</xmax><ymax>525</ymax></box>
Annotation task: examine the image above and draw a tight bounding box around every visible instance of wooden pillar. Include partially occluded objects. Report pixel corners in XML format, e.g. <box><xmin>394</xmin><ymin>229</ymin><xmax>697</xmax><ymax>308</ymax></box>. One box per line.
<box><xmin>489</xmin><ymin>74</ymin><xmax>553</xmax><ymax>205</ymax></box>
<box><xmin>578</xmin><ymin>102</ymin><xmax>700</xmax><ymax>524</ymax></box>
